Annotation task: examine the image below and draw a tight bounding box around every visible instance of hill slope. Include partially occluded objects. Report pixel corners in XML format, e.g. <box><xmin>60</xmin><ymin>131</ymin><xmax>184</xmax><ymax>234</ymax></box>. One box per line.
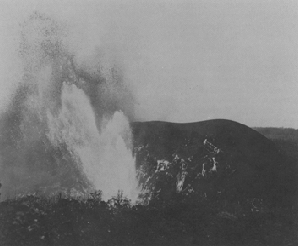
<box><xmin>254</xmin><ymin>127</ymin><xmax>298</xmax><ymax>162</ymax></box>
<box><xmin>131</xmin><ymin>119</ymin><xmax>297</xmax><ymax>208</ymax></box>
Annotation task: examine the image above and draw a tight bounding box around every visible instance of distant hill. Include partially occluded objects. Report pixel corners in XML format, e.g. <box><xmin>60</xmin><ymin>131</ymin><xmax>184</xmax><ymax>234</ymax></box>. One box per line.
<box><xmin>254</xmin><ymin>127</ymin><xmax>298</xmax><ymax>162</ymax></box>
<box><xmin>131</xmin><ymin>119</ymin><xmax>297</xmax><ymax>208</ymax></box>
<box><xmin>253</xmin><ymin>127</ymin><xmax>298</xmax><ymax>141</ymax></box>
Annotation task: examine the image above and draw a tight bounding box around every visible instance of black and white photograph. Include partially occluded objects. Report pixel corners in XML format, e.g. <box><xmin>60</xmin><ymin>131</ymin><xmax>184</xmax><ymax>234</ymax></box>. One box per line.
<box><xmin>0</xmin><ymin>0</ymin><xmax>297</xmax><ymax>245</ymax></box>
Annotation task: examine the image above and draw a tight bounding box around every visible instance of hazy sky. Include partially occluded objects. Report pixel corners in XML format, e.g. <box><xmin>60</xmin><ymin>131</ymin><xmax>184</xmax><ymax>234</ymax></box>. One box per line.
<box><xmin>0</xmin><ymin>0</ymin><xmax>298</xmax><ymax>128</ymax></box>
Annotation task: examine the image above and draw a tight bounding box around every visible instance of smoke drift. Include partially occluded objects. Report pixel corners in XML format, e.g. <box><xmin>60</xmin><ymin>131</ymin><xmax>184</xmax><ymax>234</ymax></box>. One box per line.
<box><xmin>0</xmin><ymin>12</ymin><xmax>139</xmax><ymax>201</ymax></box>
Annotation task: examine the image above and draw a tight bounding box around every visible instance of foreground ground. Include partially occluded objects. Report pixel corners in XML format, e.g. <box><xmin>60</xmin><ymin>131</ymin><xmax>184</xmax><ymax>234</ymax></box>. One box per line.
<box><xmin>1</xmin><ymin>125</ymin><xmax>298</xmax><ymax>246</ymax></box>
<box><xmin>0</xmin><ymin>192</ymin><xmax>297</xmax><ymax>246</ymax></box>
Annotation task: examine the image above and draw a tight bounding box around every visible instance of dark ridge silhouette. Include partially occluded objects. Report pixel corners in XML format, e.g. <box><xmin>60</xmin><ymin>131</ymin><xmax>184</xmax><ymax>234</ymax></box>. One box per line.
<box><xmin>131</xmin><ymin>119</ymin><xmax>297</xmax><ymax>208</ymax></box>
<box><xmin>0</xmin><ymin>119</ymin><xmax>297</xmax><ymax>246</ymax></box>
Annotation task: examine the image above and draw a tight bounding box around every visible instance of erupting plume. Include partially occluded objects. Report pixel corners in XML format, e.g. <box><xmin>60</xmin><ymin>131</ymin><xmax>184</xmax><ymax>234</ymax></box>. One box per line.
<box><xmin>0</xmin><ymin>12</ymin><xmax>139</xmax><ymax>202</ymax></box>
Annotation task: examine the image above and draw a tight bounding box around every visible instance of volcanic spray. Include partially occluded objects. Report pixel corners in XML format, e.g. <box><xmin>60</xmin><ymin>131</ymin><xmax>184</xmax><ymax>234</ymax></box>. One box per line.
<box><xmin>0</xmin><ymin>13</ymin><xmax>139</xmax><ymax>201</ymax></box>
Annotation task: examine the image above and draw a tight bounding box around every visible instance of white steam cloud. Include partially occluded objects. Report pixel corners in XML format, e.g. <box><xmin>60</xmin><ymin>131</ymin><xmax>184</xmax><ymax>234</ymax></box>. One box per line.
<box><xmin>47</xmin><ymin>83</ymin><xmax>138</xmax><ymax>200</ymax></box>
<box><xmin>0</xmin><ymin>9</ymin><xmax>140</xmax><ymax>201</ymax></box>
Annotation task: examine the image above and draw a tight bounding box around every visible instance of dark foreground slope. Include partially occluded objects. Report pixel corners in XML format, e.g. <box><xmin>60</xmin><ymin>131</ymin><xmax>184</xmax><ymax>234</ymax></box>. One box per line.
<box><xmin>132</xmin><ymin>119</ymin><xmax>297</xmax><ymax>207</ymax></box>
<box><xmin>0</xmin><ymin>119</ymin><xmax>297</xmax><ymax>246</ymax></box>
